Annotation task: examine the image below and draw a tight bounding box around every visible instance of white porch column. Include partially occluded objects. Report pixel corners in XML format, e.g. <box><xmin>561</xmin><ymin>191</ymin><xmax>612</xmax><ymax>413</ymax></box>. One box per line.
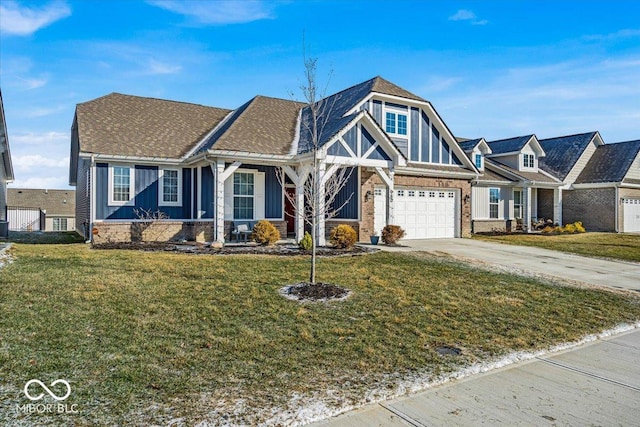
<box><xmin>553</xmin><ymin>188</ymin><xmax>563</xmax><ymax>226</ymax></box>
<box><xmin>317</xmin><ymin>162</ymin><xmax>327</xmax><ymax>246</ymax></box>
<box><xmin>213</xmin><ymin>160</ymin><xmax>242</xmax><ymax>243</ymax></box>
<box><xmin>523</xmin><ymin>186</ymin><xmax>532</xmax><ymax>233</ymax></box>
<box><xmin>214</xmin><ymin>160</ymin><xmax>226</xmax><ymax>243</ymax></box>
<box><xmin>374</xmin><ymin>167</ymin><xmax>394</xmax><ymax>225</ymax></box>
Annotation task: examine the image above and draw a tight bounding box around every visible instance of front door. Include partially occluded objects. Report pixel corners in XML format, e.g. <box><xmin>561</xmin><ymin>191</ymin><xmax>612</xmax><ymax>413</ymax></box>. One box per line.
<box><xmin>285</xmin><ymin>187</ymin><xmax>296</xmax><ymax>235</ymax></box>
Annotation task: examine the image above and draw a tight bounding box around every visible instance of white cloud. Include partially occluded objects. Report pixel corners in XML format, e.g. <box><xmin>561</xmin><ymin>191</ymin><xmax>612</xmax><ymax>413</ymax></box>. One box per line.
<box><xmin>11</xmin><ymin>131</ymin><xmax>68</xmax><ymax>145</ymax></box>
<box><xmin>147</xmin><ymin>59</ymin><xmax>182</xmax><ymax>75</ymax></box>
<box><xmin>9</xmin><ymin>176</ymin><xmax>71</xmax><ymax>190</ymax></box>
<box><xmin>583</xmin><ymin>28</ymin><xmax>640</xmax><ymax>42</ymax></box>
<box><xmin>449</xmin><ymin>9</ymin><xmax>488</xmax><ymax>25</ymax></box>
<box><xmin>148</xmin><ymin>0</ymin><xmax>273</xmax><ymax>24</ymax></box>
<box><xmin>13</xmin><ymin>154</ymin><xmax>69</xmax><ymax>171</ymax></box>
<box><xmin>435</xmin><ymin>57</ymin><xmax>640</xmax><ymax>142</ymax></box>
<box><xmin>0</xmin><ymin>0</ymin><xmax>71</xmax><ymax>36</ymax></box>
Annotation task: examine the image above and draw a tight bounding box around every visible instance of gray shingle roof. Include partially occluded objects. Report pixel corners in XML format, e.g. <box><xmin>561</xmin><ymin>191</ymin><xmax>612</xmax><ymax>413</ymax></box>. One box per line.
<box><xmin>486</xmin><ymin>159</ymin><xmax>559</xmax><ymax>184</ymax></box>
<box><xmin>486</xmin><ymin>135</ymin><xmax>534</xmax><ymax>155</ymax></box>
<box><xmin>8</xmin><ymin>188</ymin><xmax>75</xmax><ymax>216</ymax></box>
<box><xmin>575</xmin><ymin>140</ymin><xmax>640</xmax><ymax>184</ymax></box>
<box><xmin>538</xmin><ymin>132</ymin><xmax>598</xmax><ymax>180</ymax></box>
<box><xmin>458</xmin><ymin>138</ymin><xmax>484</xmax><ymax>152</ymax></box>
<box><xmin>75</xmin><ymin>93</ymin><xmax>231</xmax><ymax>158</ymax></box>
<box><xmin>298</xmin><ymin>76</ymin><xmax>425</xmax><ymax>154</ymax></box>
<box><xmin>200</xmin><ymin>96</ymin><xmax>303</xmax><ymax>155</ymax></box>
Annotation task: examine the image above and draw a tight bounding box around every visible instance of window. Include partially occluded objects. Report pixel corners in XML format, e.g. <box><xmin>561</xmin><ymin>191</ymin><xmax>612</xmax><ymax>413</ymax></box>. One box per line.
<box><xmin>475</xmin><ymin>154</ymin><xmax>483</xmax><ymax>169</ymax></box>
<box><xmin>385</xmin><ymin>112</ymin><xmax>408</xmax><ymax>136</ymax></box>
<box><xmin>52</xmin><ymin>218</ymin><xmax>67</xmax><ymax>231</ymax></box>
<box><xmin>109</xmin><ymin>165</ymin><xmax>134</xmax><ymax>205</ymax></box>
<box><xmin>513</xmin><ymin>190</ymin><xmax>523</xmax><ymax>219</ymax></box>
<box><xmin>523</xmin><ymin>154</ymin><xmax>534</xmax><ymax>168</ymax></box>
<box><xmin>408</xmin><ymin>190</ymin><xmax>415</xmax><ymax>197</ymax></box>
<box><xmin>233</xmin><ymin>172</ymin><xmax>254</xmax><ymax>219</ymax></box>
<box><xmin>489</xmin><ymin>188</ymin><xmax>500</xmax><ymax>219</ymax></box>
<box><xmin>418</xmin><ymin>191</ymin><xmax>426</xmax><ymax>197</ymax></box>
<box><xmin>159</xmin><ymin>168</ymin><xmax>181</xmax><ymax>206</ymax></box>
<box><xmin>397</xmin><ymin>190</ymin><xmax>405</xmax><ymax>197</ymax></box>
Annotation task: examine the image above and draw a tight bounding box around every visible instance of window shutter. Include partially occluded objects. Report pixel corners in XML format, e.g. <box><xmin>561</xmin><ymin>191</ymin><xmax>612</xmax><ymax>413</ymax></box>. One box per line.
<box><xmin>224</xmin><ymin>174</ymin><xmax>233</xmax><ymax>220</ymax></box>
<box><xmin>255</xmin><ymin>172</ymin><xmax>265</xmax><ymax>220</ymax></box>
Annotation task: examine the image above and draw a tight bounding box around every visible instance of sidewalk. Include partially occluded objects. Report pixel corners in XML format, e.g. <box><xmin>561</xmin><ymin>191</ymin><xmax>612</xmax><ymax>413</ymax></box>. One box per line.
<box><xmin>310</xmin><ymin>327</ymin><xmax>640</xmax><ymax>426</ymax></box>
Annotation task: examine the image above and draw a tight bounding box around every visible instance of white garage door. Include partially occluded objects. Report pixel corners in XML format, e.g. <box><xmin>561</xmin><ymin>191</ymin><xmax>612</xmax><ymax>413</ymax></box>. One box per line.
<box><xmin>374</xmin><ymin>187</ymin><xmax>458</xmax><ymax>239</ymax></box>
<box><xmin>623</xmin><ymin>199</ymin><xmax>640</xmax><ymax>232</ymax></box>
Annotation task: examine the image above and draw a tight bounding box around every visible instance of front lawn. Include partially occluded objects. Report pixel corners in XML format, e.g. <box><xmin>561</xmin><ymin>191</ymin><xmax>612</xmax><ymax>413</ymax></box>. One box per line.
<box><xmin>474</xmin><ymin>232</ymin><xmax>640</xmax><ymax>263</ymax></box>
<box><xmin>1</xmin><ymin>244</ymin><xmax>639</xmax><ymax>426</ymax></box>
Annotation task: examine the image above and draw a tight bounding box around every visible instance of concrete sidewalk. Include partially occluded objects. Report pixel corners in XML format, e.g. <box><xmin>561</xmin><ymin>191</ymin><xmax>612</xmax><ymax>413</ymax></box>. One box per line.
<box><xmin>310</xmin><ymin>328</ymin><xmax>640</xmax><ymax>426</ymax></box>
<box><xmin>378</xmin><ymin>238</ymin><xmax>640</xmax><ymax>292</ymax></box>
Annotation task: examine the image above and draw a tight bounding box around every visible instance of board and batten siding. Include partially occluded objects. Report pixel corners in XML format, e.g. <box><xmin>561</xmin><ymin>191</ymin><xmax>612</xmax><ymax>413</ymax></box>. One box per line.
<box><xmin>472</xmin><ymin>186</ymin><xmax>512</xmax><ymax>219</ymax></box>
<box><xmin>96</xmin><ymin>163</ymin><xmax>192</xmax><ymax>220</ymax></box>
<box><xmin>330</xmin><ymin>167</ymin><xmax>359</xmax><ymax>220</ymax></box>
<box><xmin>0</xmin><ymin>158</ymin><xmax>6</xmax><ymax>221</ymax></box>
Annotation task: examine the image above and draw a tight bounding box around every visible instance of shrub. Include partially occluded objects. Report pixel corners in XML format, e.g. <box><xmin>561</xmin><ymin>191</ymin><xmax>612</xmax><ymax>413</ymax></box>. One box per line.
<box><xmin>382</xmin><ymin>224</ymin><xmax>406</xmax><ymax>244</ymax></box>
<box><xmin>541</xmin><ymin>225</ymin><xmax>555</xmax><ymax>234</ymax></box>
<box><xmin>299</xmin><ymin>231</ymin><xmax>313</xmax><ymax>250</ymax></box>
<box><xmin>574</xmin><ymin>221</ymin><xmax>586</xmax><ymax>233</ymax></box>
<box><xmin>563</xmin><ymin>223</ymin><xmax>577</xmax><ymax>233</ymax></box>
<box><xmin>329</xmin><ymin>224</ymin><xmax>357</xmax><ymax>249</ymax></box>
<box><xmin>252</xmin><ymin>220</ymin><xmax>280</xmax><ymax>246</ymax></box>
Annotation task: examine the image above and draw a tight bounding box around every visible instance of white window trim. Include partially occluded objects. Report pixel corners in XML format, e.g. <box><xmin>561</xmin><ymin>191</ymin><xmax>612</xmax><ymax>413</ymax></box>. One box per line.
<box><xmin>475</xmin><ymin>153</ymin><xmax>483</xmax><ymax>170</ymax></box>
<box><xmin>108</xmin><ymin>164</ymin><xmax>135</xmax><ymax>206</ymax></box>
<box><xmin>522</xmin><ymin>153</ymin><xmax>535</xmax><ymax>169</ymax></box>
<box><xmin>383</xmin><ymin>108</ymin><xmax>409</xmax><ymax>138</ymax></box>
<box><xmin>513</xmin><ymin>189</ymin><xmax>523</xmax><ymax>220</ymax></box>
<box><xmin>233</xmin><ymin>170</ymin><xmax>255</xmax><ymax>220</ymax></box>
<box><xmin>489</xmin><ymin>187</ymin><xmax>500</xmax><ymax>219</ymax></box>
<box><xmin>158</xmin><ymin>167</ymin><xmax>182</xmax><ymax>207</ymax></box>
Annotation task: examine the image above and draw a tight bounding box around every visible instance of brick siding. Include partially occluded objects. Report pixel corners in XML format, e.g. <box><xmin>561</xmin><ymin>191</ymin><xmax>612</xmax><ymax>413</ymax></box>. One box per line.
<box><xmin>563</xmin><ymin>188</ymin><xmax>616</xmax><ymax>232</ymax></box>
<box><xmin>537</xmin><ymin>189</ymin><xmax>554</xmax><ymax>220</ymax></box>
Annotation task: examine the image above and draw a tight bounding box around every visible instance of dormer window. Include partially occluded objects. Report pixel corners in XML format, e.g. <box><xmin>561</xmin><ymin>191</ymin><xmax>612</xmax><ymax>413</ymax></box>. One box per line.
<box><xmin>475</xmin><ymin>154</ymin><xmax>483</xmax><ymax>169</ymax></box>
<box><xmin>523</xmin><ymin>153</ymin><xmax>534</xmax><ymax>168</ymax></box>
<box><xmin>385</xmin><ymin>111</ymin><xmax>407</xmax><ymax>136</ymax></box>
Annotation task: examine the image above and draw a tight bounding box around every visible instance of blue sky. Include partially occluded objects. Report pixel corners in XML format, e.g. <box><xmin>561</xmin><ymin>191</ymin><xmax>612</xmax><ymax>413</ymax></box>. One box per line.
<box><xmin>1</xmin><ymin>0</ymin><xmax>639</xmax><ymax>189</ymax></box>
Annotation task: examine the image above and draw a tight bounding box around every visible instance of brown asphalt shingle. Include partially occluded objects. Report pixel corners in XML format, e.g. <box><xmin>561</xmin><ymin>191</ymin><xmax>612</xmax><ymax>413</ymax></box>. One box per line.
<box><xmin>8</xmin><ymin>188</ymin><xmax>75</xmax><ymax>216</ymax></box>
<box><xmin>75</xmin><ymin>93</ymin><xmax>231</xmax><ymax>158</ymax></box>
<box><xmin>370</xmin><ymin>76</ymin><xmax>427</xmax><ymax>102</ymax></box>
<box><xmin>208</xmin><ymin>96</ymin><xmax>304</xmax><ymax>155</ymax></box>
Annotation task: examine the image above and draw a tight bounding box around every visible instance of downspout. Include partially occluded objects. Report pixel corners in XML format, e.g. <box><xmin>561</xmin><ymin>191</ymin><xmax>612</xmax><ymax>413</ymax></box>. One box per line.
<box><xmin>615</xmin><ymin>185</ymin><xmax>619</xmax><ymax>233</ymax></box>
<box><xmin>90</xmin><ymin>154</ymin><xmax>96</xmax><ymax>242</ymax></box>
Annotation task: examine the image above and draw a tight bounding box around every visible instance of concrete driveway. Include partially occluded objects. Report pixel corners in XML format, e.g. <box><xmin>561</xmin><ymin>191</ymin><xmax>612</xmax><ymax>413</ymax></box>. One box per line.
<box><xmin>378</xmin><ymin>238</ymin><xmax>640</xmax><ymax>292</ymax></box>
<box><xmin>310</xmin><ymin>327</ymin><xmax>640</xmax><ymax>426</ymax></box>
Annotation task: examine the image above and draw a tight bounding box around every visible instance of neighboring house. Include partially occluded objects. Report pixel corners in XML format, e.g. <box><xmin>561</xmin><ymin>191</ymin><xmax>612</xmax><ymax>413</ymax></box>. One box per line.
<box><xmin>460</xmin><ymin>135</ymin><xmax>562</xmax><ymax>232</ymax></box>
<box><xmin>0</xmin><ymin>90</ymin><xmax>15</xmax><ymax>239</ymax></box>
<box><xmin>7</xmin><ymin>189</ymin><xmax>76</xmax><ymax>232</ymax></box>
<box><xmin>70</xmin><ymin>77</ymin><xmax>479</xmax><ymax>244</ymax></box>
<box><xmin>564</xmin><ymin>140</ymin><xmax>640</xmax><ymax>232</ymax></box>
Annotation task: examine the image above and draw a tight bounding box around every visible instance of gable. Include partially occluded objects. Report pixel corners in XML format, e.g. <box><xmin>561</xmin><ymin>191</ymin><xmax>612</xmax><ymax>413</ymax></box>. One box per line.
<box><xmin>575</xmin><ymin>140</ymin><xmax>640</xmax><ymax>184</ymax></box>
<box><xmin>538</xmin><ymin>132</ymin><xmax>600</xmax><ymax>180</ymax></box>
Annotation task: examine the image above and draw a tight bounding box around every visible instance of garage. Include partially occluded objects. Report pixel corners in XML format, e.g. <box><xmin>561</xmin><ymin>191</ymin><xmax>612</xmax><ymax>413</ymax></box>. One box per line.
<box><xmin>374</xmin><ymin>187</ymin><xmax>458</xmax><ymax>239</ymax></box>
<box><xmin>623</xmin><ymin>198</ymin><xmax>640</xmax><ymax>232</ymax></box>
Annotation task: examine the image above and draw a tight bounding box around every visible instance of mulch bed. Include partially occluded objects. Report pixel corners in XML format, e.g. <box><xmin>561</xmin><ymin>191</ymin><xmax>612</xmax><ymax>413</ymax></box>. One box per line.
<box><xmin>92</xmin><ymin>241</ymin><xmax>377</xmax><ymax>257</ymax></box>
<box><xmin>280</xmin><ymin>282</ymin><xmax>351</xmax><ymax>302</ymax></box>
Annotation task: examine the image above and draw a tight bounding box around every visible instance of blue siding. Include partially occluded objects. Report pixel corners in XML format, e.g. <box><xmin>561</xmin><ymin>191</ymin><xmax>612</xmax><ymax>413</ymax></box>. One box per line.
<box><xmin>393</xmin><ymin>138</ymin><xmax>408</xmax><ymax>158</ymax></box>
<box><xmin>368</xmin><ymin>145</ymin><xmax>391</xmax><ymax>161</ymax></box>
<box><xmin>192</xmin><ymin>168</ymin><xmax>198</xmax><ymax>219</ymax></box>
<box><xmin>182</xmin><ymin>168</ymin><xmax>192</xmax><ymax>218</ymax></box>
<box><xmin>441</xmin><ymin>139</ymin><xmax>450</xmax><ymax>164</ymax></box>
<box><xmin>361</xmin><ymin>126</ymin><xmax>376</xmax><ymax>154</ymax></box>
<box><xmin>431</xmin><ymin>127</ymin><xmax>441</xmax><ymax>163</ymax></box>
<box><xmin>200</xmin><ymin>166</ymin><xmax>214</xmax><ymax>219</ymax></box>
<box><xmin>410</xmin><ymin>107</ymin><xmax>419</xmax><ymax>161</ymax></box>
<box><xmin>344</xmin><ymin>126</ymin><xmax>357</xmax><ymax>154</ymax></box>
<box><xmin>330</xmin><ymin>167</ymin><xmax>358</xmax><ymax>220</ymax></box>
<box><xmin>372</xmin><ymin>100</ymin><xmax>382</xmax><ymax>125</ymax></box>
<box><xmin>420</xmin><ymin>112</ymin><xmax>430</xmax><ymax>162</ymax></box>
<box><xmin>386</xmin><ymin>102</ymin><xmax>408</xmax><ymax>111</ymax></box>
<box><xmin>328</xmin><ymin>141</ymin><xmax>351</xmax><ymax>157</ymax></box>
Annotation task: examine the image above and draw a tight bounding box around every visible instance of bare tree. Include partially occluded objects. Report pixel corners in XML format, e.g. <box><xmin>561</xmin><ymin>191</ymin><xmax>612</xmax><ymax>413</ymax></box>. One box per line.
<box><xmin>278</xmin><ymin>55</ymin><xmax>354</xmax><ymax>284</ymax></box>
